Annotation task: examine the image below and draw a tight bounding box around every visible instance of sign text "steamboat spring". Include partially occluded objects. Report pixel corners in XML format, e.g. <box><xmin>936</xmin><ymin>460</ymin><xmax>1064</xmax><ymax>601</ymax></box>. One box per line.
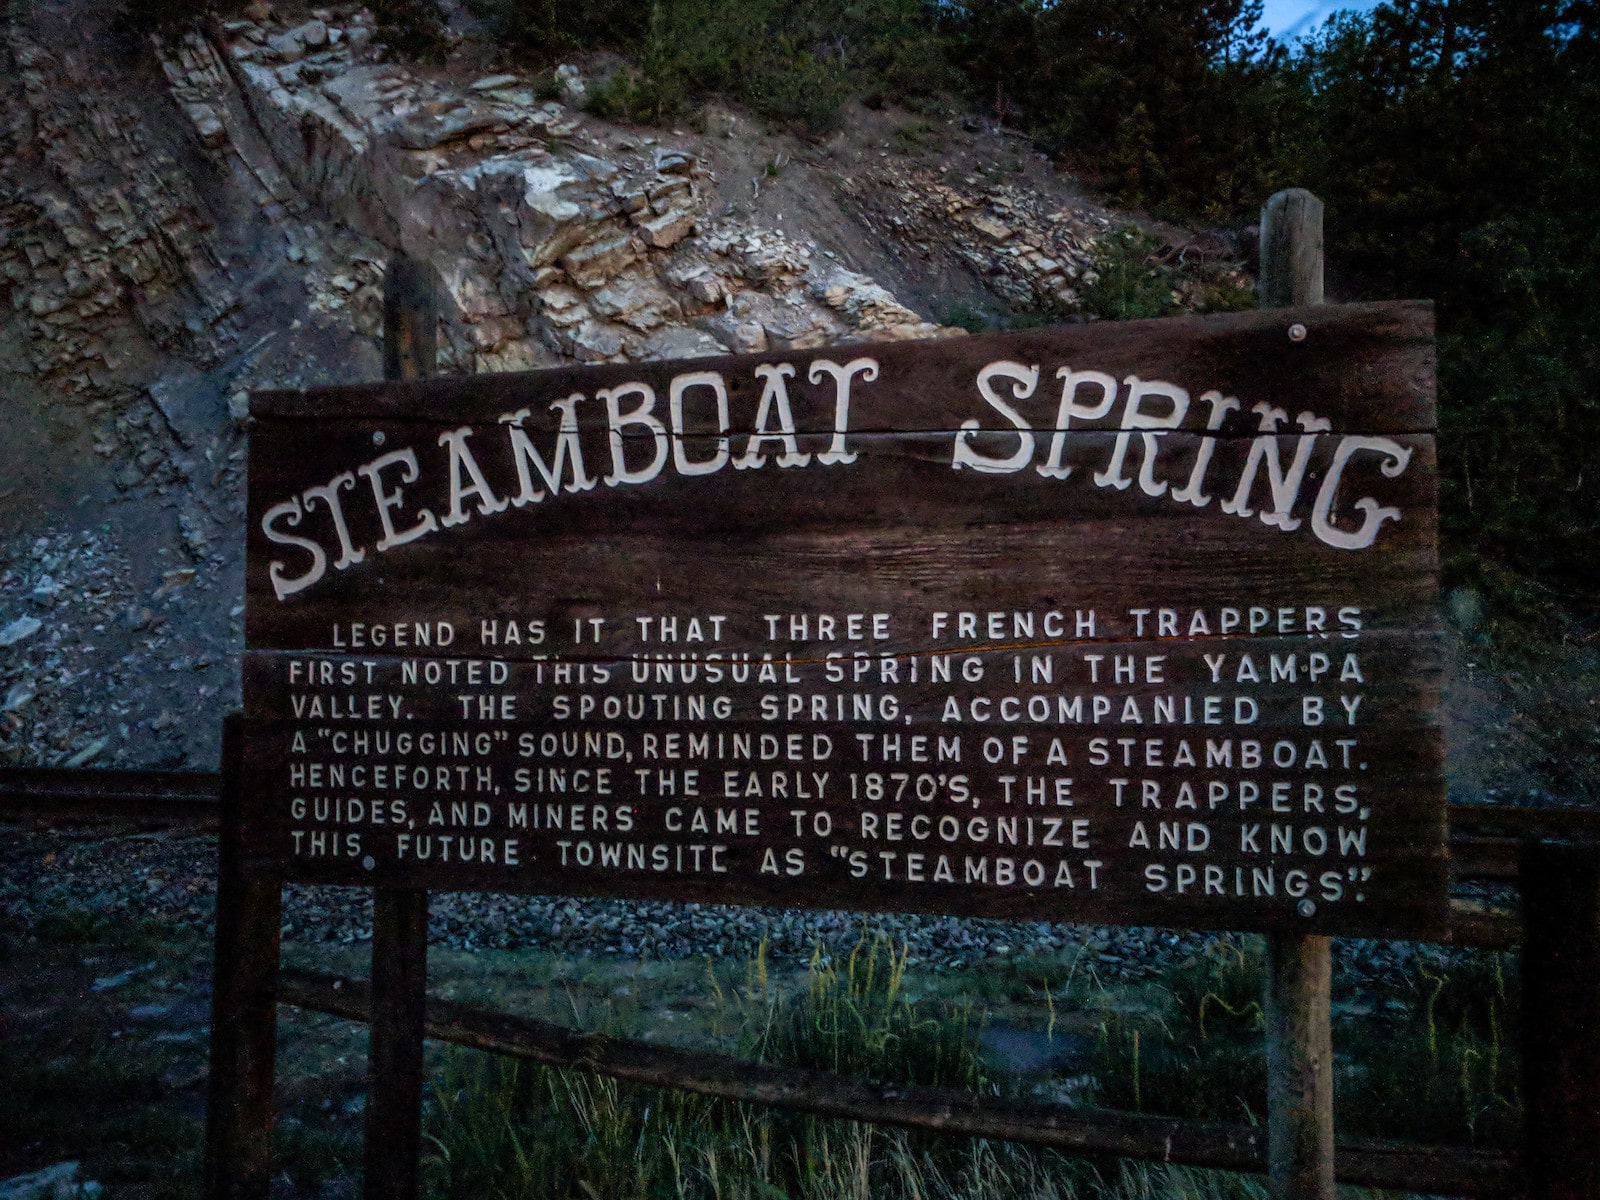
<box><xmin>261</xmin><ymin>354</ymin><xmax>1415</xmax><ymax>600</ymax></box>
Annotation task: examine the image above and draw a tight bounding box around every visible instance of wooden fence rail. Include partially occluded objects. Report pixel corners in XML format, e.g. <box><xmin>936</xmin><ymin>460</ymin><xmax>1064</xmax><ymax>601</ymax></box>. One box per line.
<box><xmin>0</xmin><ymin>762</ymin><xmax>1564</xmax><ymax>1193</ymax></box>
<box><xmin>3</xmin><ymin>725</ymin><xmax>1590</xmax><ymax>1200</ymax></box>
<box><xmin>274</xmin><ymin>966</ymin><xmax>1517</xmax><ymax>1196</ymax></box>
<box><xmin>0</xmin><ymin>765</ymin><xmax>221</xmax><ymax>823</ymax></box>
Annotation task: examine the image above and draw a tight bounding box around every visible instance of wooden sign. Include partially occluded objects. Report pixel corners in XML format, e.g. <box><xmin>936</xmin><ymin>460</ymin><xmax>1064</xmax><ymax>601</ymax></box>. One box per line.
<box><xmin>241</xmin><ymin>301</ymin><xmax>1445</xmax><ymax>937</ymax></box>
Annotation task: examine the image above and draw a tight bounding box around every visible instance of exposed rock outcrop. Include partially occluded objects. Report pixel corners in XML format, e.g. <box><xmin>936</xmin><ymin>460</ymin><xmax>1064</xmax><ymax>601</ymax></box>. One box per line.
<box><xmin>152</xmin><ymin>7</ymin><xmax>958</xmax><ymax>375</ymax></box>
<box><xmin>841</xmin><ymin>160</ymin><xmax>1113</xmax><ymax>313</ymax></box>
<box><xmin>0</xmin><ymin>0</ymin><xmax>1250</xmax><ymax>773</ymax></box>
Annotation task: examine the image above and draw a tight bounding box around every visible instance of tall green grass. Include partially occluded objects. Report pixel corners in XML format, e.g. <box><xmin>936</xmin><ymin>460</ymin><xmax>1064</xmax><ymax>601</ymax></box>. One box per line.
<box><xmin>1085</xmin><ymin>938</ymin><xmax>1519</xmax><ymax>1149</ymax></box>
<box><xmin>419</xmin><ymin>934</ymin><xmax>1520</xmax><ymax>1198</ymax></box>
<box><xmin>421</xmin><ymin>935</ymin><xmax>1260</xmax><ymax>1199</ymax></box>
<box><xmin>422</xmin><ymin>1057</ymin><xmax>1275</xmax><ymax>1200</ymax></box>
<box><xmin>746</xmin><ymin>938</ymin><xmax>987</xmax><ymax>1092</ymax></box>
<box><xmin>1337</xmin><ymin>951</ymin><xmax>1519</xmax><ymax>1147</ymax></box>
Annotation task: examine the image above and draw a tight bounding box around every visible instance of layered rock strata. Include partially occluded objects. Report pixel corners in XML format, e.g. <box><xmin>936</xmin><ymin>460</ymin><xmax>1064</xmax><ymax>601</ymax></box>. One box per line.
<box><xmin>155</xmin><ymin>7</ymin><xmax>957</xmax><ymax>374</ymax></box>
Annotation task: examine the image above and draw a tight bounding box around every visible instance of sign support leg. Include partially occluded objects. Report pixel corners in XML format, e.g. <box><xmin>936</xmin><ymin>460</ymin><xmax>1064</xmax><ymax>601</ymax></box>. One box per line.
<box><xmin>362</xmin><ymin>254</ymin><xmax>437</xmax><ymax>1200</ymax></box>
<box><xmin>1259</xmin><ymin>188</ymin><xmax>1325</xmax><ymax>309</ymax></box>
<box><xmin>203</xmin><ymin>713</ymin><xmax>283</xmax><ymax>1200</ymax></box>
<box><xmin>363</xmin><ymin>889</ymin><xmax>430</xmax><ymax>1200</ymax></box>
<box><xmin>382</xmin><ymin>255</ymin><xmax>438</xmax><ymax>382</ymax></box>
<box><xmin>1266</xmin><ymin>932</ymin><xmax>1334</xmax><ymax>1199</ymax></box>
<box><xmin>1258</xmin><ymin>187</ymin><xmax>1336</xmax><ymax>1200</ymax></box>
<box><xmin>1520</xmin><ymin>838</ymin><xmax>1600</xmax><ymax>1200</ymax></box>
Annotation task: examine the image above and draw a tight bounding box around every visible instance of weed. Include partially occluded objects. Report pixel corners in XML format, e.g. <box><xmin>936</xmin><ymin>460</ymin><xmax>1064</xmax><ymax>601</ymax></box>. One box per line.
<box><xmin>112</xmin><ymin>0</ymin><xmax>243</xmax><ymax>38</ymax></box>
<box><xmin>31</xmin><ymin>904</ymin><xmax>108</xmax><ymax>944</ymax></box>
<box><xmin>369</xmin><ymin>0</ymin><xmax>449</xmax><ymax>63</ymax></box>
<box><xmin>1089</xmin><ymin>937</ymin><xmax>1266</xmax><ymax>1124</ymax></box>
<box><xmin>748</xmin><ymin>936</ymin><xmax>987</xmax><ymax>1091</ymax></box>
<box><xmin>936</xmin><ymin>303</ymin><xmax>991</xmax><ymax>334</ymax></box>
<box><xmin>1081</xmin><ymin>228</ymin><xmax>1179</xmax><ymax>322</ymax></box>
<box><xmin>586</xmin><ymin>65</ymin><xmax>682</xmax><ymax>127</ymax></box>
<box><xmin>474</xmin><ymin>0</ymin><xmax>955</xmax><ymax>136</ymax></box>
<box><xmin>1335</xmin><ymin>952</ymin><xmax>1520</xmax><ymax>1148</ymax></box>
<box><xmin>1198</xmin><ymin>275</ymin><xmax>1257</xmax><ymax>313</ymax></box>
<box><xmin>276</xmin><ymin>1109</ymin><xmax>362</xmax><ymax>1191</ymax></box>
<box><xmin>0</xmin><ymin>1028</ymin><xmax>189</xmax><ymax>1182</ymax></box>
<box><xmin>422</xmin><ymin>1043</ymin><xmax>1276</xmax><ymax>1200</ymax></box>
<box><xmin>893</xmin><ymin>120</ymin><xmax>945</xmax><ymax>154</ymax></box>
<box><xmin>95</xmin><ymin>1109</ymin><xmax>202</xmax><ymax>1190</ymax></box>
<box><xmin>1004</xmin><ymin>310</ymin><xmax>1055</xmax><ymax>331</ymax></box>
<box><xmin>421</xmin><ymin>936</ymin><xmax>994</xmax><ymax>1197</ymax></box>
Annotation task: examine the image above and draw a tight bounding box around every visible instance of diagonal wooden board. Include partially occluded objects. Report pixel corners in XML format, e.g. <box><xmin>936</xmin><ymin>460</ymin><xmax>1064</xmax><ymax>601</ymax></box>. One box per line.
<box><xmin>240</xmin><ymin>301</ymin><xmax>1445</xmax><ymax>937</ymax></box>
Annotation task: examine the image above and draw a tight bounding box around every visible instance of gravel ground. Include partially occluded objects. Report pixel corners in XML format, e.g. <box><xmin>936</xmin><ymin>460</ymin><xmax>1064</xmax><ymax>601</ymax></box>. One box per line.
<box><xmin>1</xmin><ymin>819</ymin><xmax>1477</xmax><ymax>987</ymax></box>
<box><xmin>0</xmin><ymin>520</ymin><xmax>242</xmax><ymax>774</ymax></box>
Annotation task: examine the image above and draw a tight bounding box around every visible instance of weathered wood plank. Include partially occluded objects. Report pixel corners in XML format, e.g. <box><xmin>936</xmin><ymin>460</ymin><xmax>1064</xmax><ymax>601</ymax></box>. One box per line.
<box><xmin>1260</xmin><ymin>184</ymin><xmax>1336</xmax><ymax>1200</ymax></box>
<box><xmin>363</xmin><ymin>888</ymin><xmax>429</xmax><ymax>1200</ymax></box>
<box><xmin>1260</xmin><ymin>191</ymin><xmax>1326</xmax><ymax>309</ymax></box>
<box><xmin>381</xmin><ymin>256</ymin><xmax>438</xmax><ymax>384</ymax></box>
<box><xmin>244</xmin><ymin>303</ymin><xmax>1445</xmax><ymax>938</ymax></box>
<box><xmin>237</xmin><ymin>616</ymin><xmax>1444</xmax><ymax>939</ymax></box>
<box><xmin>240</xmin><ymin>629</ymin><xmax>1441</xmax><ymax>715</ymax></box>
<box><xmin>203</xmin><ymin>715</ymin><xmax>282</xmax><ymax>1200</ymax></box>
<box><xmin>1267</xmin><ymin>930</ymin><xmax>1334</xmax><ymax>1199</ymax></box>
<box><xmin>244</xmin><ymin>428</ymin><xmax>1439</xmax><ymax>657</ymax></box>
<box><xmin>360</xmin><ymin>252</ymin><xmax>436</xmax><ymax>1200</ymax></box>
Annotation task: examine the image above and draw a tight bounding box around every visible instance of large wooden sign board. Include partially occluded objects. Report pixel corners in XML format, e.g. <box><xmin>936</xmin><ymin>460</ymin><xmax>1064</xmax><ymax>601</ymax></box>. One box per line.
<box><xmin>242</xmin><ymin>301</ymin><xmax>1444</xmax><ymax>937</ymax></box>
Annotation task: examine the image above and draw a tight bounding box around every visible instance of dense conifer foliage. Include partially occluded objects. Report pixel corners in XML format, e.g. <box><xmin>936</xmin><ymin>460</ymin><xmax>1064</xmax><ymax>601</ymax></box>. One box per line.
<box><xmin>1285</xmin><ymin>2</ymin><xmax>1598</xmax><ymax>596</ymax></box>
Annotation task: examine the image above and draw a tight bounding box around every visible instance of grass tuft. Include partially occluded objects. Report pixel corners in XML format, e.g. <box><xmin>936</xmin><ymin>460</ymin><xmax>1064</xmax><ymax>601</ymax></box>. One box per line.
<box><xmin>1081</xmin><ymin>228</ymin><xmax>1179</xmax><ymax>322</ymax></box>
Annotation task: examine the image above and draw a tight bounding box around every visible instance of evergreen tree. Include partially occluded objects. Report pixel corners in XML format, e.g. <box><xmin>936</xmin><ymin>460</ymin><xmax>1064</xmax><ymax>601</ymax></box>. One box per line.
<box><xmin>1297</xmin><ymin>1</ymin><xmax>1599</xmax><ymax>589</ymax></box>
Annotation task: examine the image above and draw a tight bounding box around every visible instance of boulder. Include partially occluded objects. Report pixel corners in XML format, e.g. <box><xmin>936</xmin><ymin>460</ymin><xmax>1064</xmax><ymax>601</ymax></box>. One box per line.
<box><xmin>0</xmin><ymin>1162</ymin><xmax>102</xmax><ymax>1200</ymax></box>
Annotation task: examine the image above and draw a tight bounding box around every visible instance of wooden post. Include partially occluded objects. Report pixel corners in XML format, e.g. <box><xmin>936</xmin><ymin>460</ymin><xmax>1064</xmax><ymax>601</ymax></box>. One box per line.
<box><xmin>1265</xmin><ymin>931</ymin><xmax>1334</xmax><ymax>1199</ymax></box>
<box><xmin>1259</xmin><ymin>187</ymin><xmax>1334</xmax><ymax>1200</ymax></box>
<box><xmin>1259</xmin><ymin>189</ymin><xmax>1325</xmax><ymax>309</ymax></box>
<box><xmin>203</xmin><ymin>713</ymin><xmax>283</xmax><ymax>1200</ymax></box>
<box><xmin>1520</xmin><ymin>839</ymin><xmax>1600</xmax><ymax>1200</ymax></box>
<box><xmin>364</xmin><ymin>892</ymin><xmax>430</xmax><ymax>1200</ymax></box>
<box><xmin>363</xmin><ymin>254</ymin><xmax>436</xmax><ymax>1200</ymax></box>
<box><xmin>382</xmin><ymin>255</ymin><xmax>438</xmax><ymax>382</ymax></box>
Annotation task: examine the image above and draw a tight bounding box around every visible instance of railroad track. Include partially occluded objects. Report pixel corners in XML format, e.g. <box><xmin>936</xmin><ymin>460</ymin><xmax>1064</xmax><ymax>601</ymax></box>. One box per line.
<box><xmin>5</xmin><ymin>764</ymin><xmax>1586</xmax><ymax>948</ymax></box>
<box><xmin>0</xmin><ymin>765</ymin><xmax>222</xmax><ymax>824</ymax></box>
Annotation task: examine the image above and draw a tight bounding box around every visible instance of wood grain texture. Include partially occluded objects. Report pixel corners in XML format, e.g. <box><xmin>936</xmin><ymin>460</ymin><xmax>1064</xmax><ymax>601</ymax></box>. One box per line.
<box><xmin>1261</xmin><ymin>186</ymin><xmax>1335</xmax><ymax>1200</ymax></box>
<box><xmin>1260</xmin><ymin>191</ymin><xmax>1326</xmax><ymax>309</ymax></box>
<box><xmin>363</xmin><ymin>889</ymin><xmax>428</xmax><ymax>1200</ymax></box>
<box><xmin>1267</xmin><ymin>931</ymin><xmax>1335</xmax><ymax>1199</ymax></box>
<box><xmin>237</xmin><ymin>624</ymin><xmax>1444</xmax><ymax>939</ymax></box>
<box><xmin>244</xmin><ymin>430</ymin><xmax>1439</xmax><ymax>655</ymax></box>
<box><xmin>202</xmin><ymin>715</ymin><xmax>282</xmax><ymax>1200</ymax></box>
<box><xmin>361</xmin><ymin>252</ymin><xmax>435</xmax><ymax>1200</ymax></box>
<box><xmin>243</xmin><ymin>305</ymin><xmax>1445</xmax><ymax>937</ymax></box>
<box><xmin>381</xmin><ymin>256</ymin><xmax>438</xmax><ymax>384</ymax></box>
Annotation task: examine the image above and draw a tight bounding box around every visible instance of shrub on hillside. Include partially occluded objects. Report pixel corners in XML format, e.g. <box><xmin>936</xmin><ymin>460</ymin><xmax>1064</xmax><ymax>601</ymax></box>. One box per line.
<box><xmin>1081</xmin><ymin>228</ymin><xmax>1180</xmax><ymax>322</ymax></box>
<box><xmin>474</xmin><ymin>0</ymin><xmax>955</xmax><ymax>134</ymax></box>
<box><xmin>369</xmin><ymin>0</ymin><xmax>449</xmax><ymax>62</ymax></box>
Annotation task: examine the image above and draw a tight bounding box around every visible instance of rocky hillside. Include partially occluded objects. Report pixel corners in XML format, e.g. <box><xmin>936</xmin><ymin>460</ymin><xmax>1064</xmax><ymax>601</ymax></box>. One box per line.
<box><xmin>0</xmin><ymin>0</ymin><xmax>1537</xmax><ymax>803</ymax></box>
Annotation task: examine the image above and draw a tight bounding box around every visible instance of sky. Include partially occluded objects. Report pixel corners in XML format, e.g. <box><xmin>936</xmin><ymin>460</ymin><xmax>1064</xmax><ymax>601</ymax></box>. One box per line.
<box><xmin>1258</xmin><ymin>0</ymin><xmax>1384</xmax><ymax>40</ymax></box>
